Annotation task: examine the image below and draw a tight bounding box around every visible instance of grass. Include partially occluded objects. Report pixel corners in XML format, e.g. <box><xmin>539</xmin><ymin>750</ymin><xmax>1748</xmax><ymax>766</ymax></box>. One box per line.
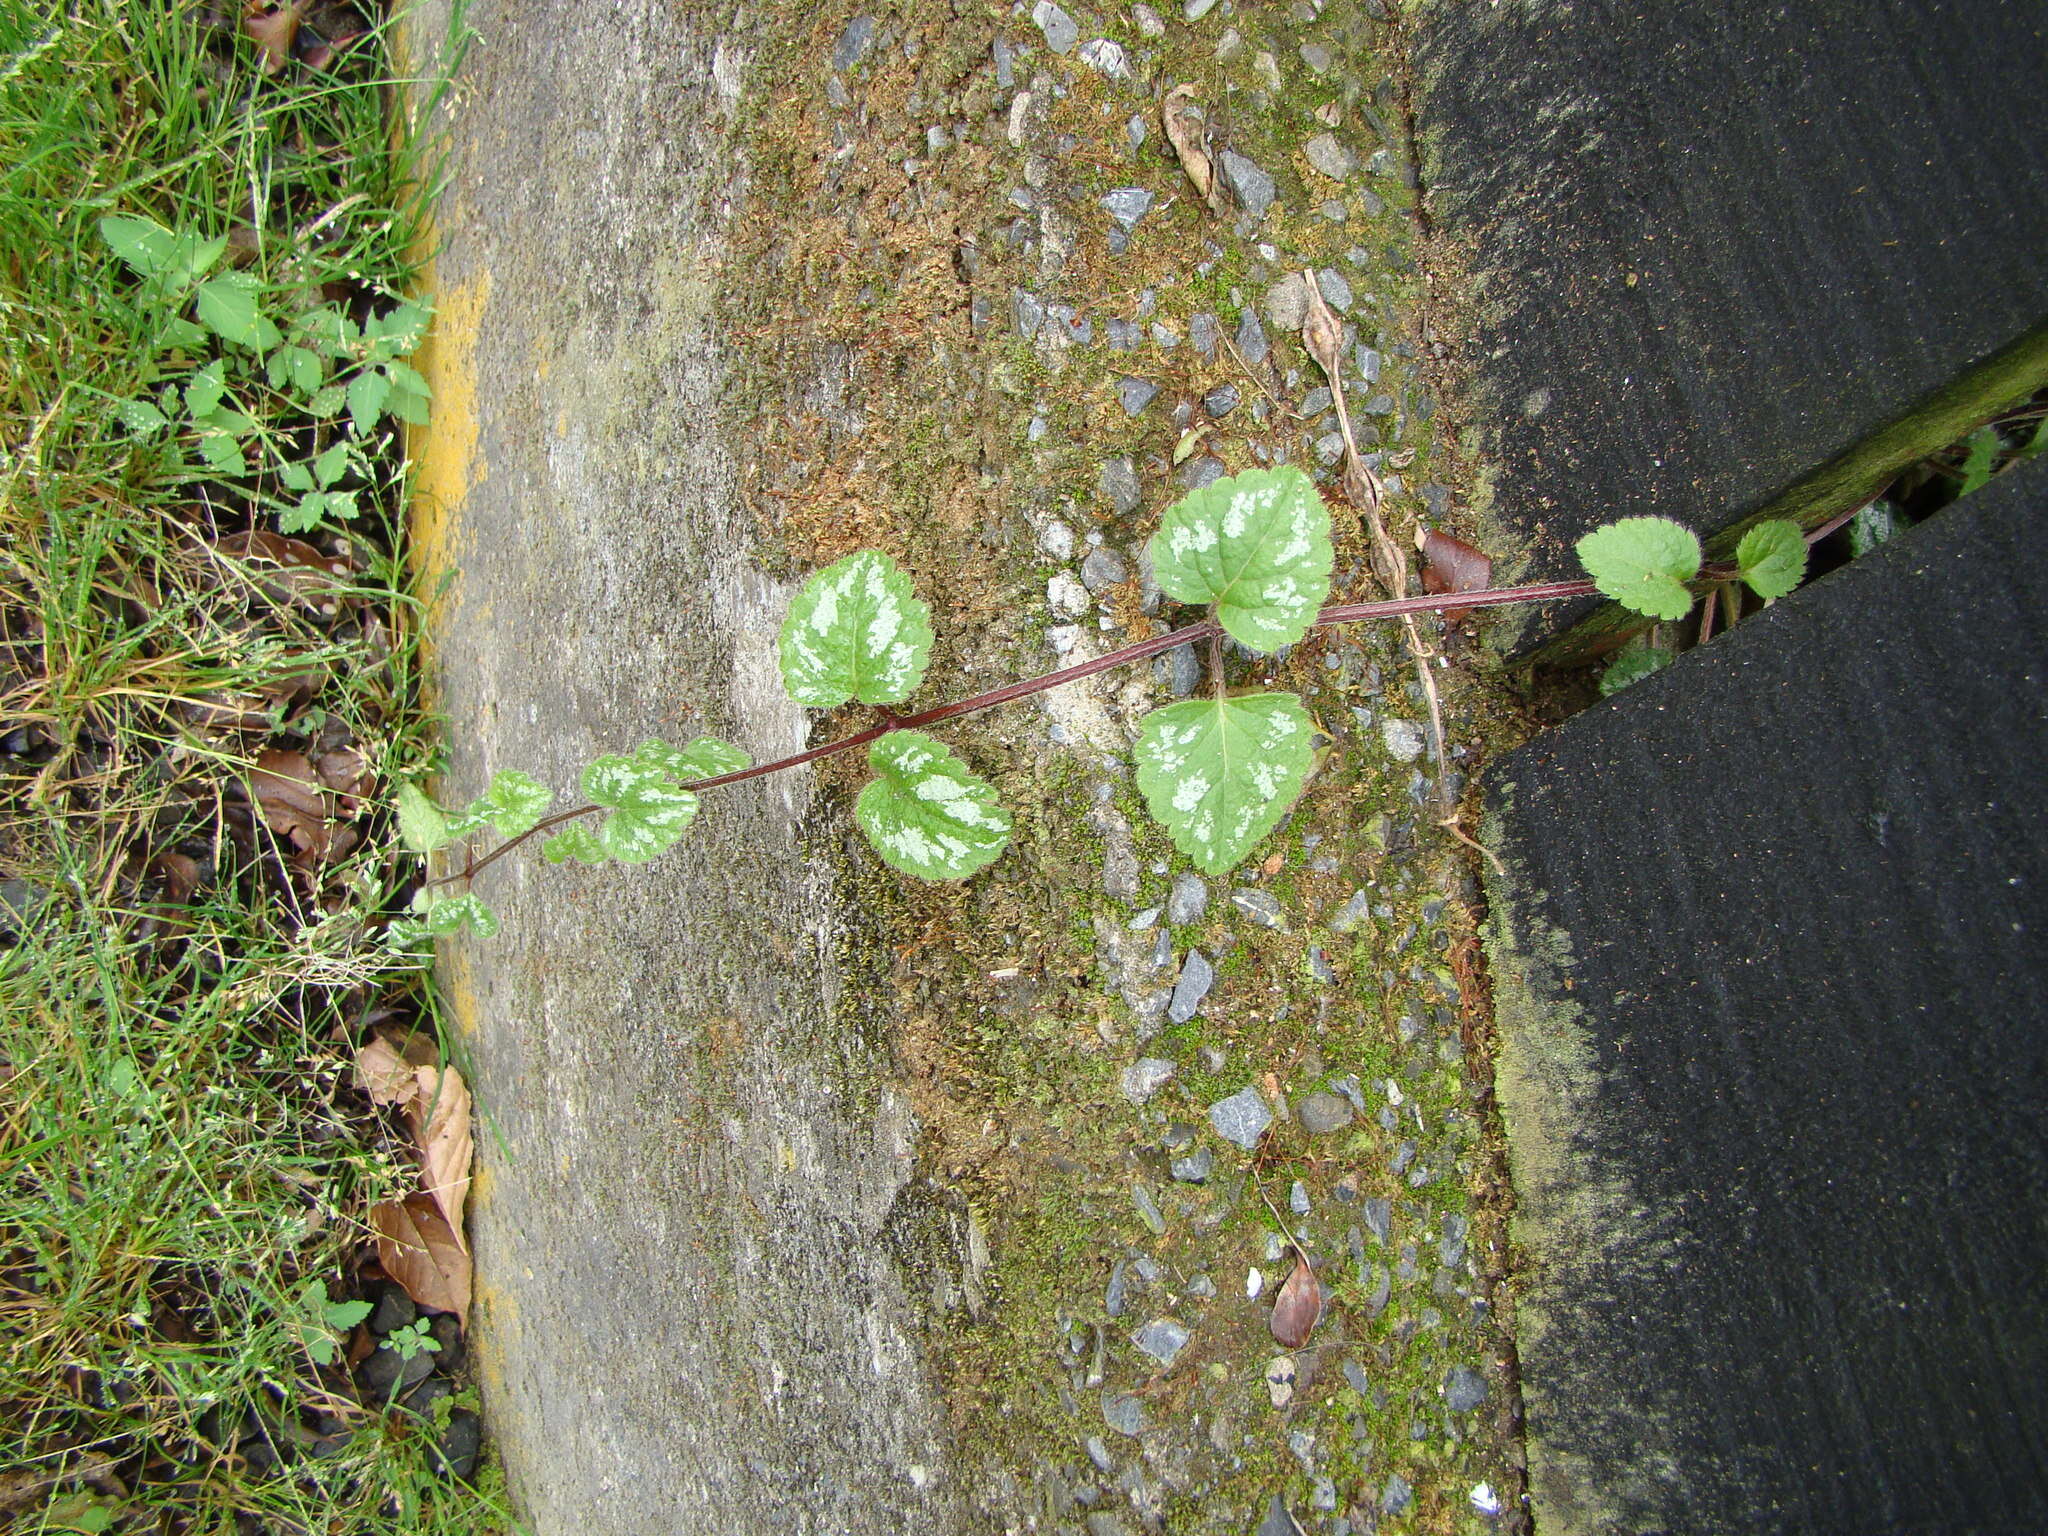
<box><xmin>1</xmin><ymin>2</ymin><xmax>505</xmax><ymax>1529</ymax></box>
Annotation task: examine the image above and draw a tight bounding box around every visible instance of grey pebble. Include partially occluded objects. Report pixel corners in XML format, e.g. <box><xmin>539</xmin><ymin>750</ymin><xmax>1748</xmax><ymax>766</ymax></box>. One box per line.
<box><xmin>1299</xmin><ymin>41</ymin><xmax>1332</xmax><ymax>75</ymax></box>
<box><xmin>832</xmin><ymin>15</ymin><xmax>874</xmax><ymax>70</ymax></box>
<box><xmin>1127</xmin><ymin>113</ymin><xmax>1148</xmax><ymax>149</ymax></box>
<box><xmin>1203</xmin><ymin>382</ymin><xmax>1241</xmax><ymax>418</ymax></box>
<box><xmin>1178</xmin><ymin>455</ymin><xmax>1227</xmax><ymax>490</ymax></box>
<box><xmin>1317</xmin><ymin>267</ymin><xmax>1353</xmax><ymax>312</ymax></box>
<box><xmin>1441</xmin><ymin>1213</ymin><xmax>1468</xmax><ymax>1268</ymax></box>
<box><xmin>1101</xmin><ymin>1391</ymin><xmax>1145</xmax><ymax>1436</ymax></box>
<box><xmin>1120</xmin><ymin>1057</ymin><xmax>1177</xmax><ymax>1104</ymax></box>
<box><xmin>1161</xmin><ymin>642</ymin><xmax>1201</xmax><ymax>697</ymax></box>
<box><xmin>1315</xmin><ymin>432</ymin><xmax>1345</xmax><ymax>466</ymax></box>
<box><xmin>1099</xmin><ymin>456</ymin><xmax>1142</xmax><ymax>515</ymax></box>
<box><xmin>1013</xmin><ymin>290</ymin><xmax>1044</xmax><ymax>339</ymax></box>
<box><xmin>1116</xmin><ymin>377</ymin><xmax>1159</xmax><ymax>416</ymax></box>
<box><xmin>1264</xmin><ymin>273</ymin><xmax>1310</xmax><ymax>331</ymax></box>
<box><xmin>1149</xmin><ymin>322</ymin><xmax>1180</xmax><ymax>349</ymax></box>
<box><xmin>1236</xmin><ymin>309</ymin><xmax>1269</xmax><ymax>366</ymax></box>
<box><xmin>1101</xmin><ymin>188</ymin><xmax>1154</xmax><ymax>230</ymax></box>
<box><xmin>1132</xmin><ymin>1183</ymin><xmax>1166</xmax><ymax>1235</ymax></box>
<box><xmin>1185</xmin><ymin>0</ymin><xmax>1219</xmax><ymax>18</ymax></box>
<box><xmin>1082</xmin><ymin>547</ymin><xmax>1129</xmax><ymax>592</ymax></box>
<box><xmin>1086</xmin><ymin>1434</ymin><xmax>1115</xmax><ymax>1472</ymax></box>
<box><xmin>1354</xmin><ymin>344</ymin><xmax>1382</xmax><ymax>383</ymax></box>
<box><xmin>1079</xmin><ymin>38</ymin><xmax>1131</xmax><ymax>79</ymax></box>
<box><xmin>1168</xmin><ymin>951</ymin><xmax>1213</xmax><ymax>1023</ymax></box>
<box><xmin>1168</xmin><ymin>872</ymin><xmax>1209</xmax><ymax>924</ymax></box>
<box><xmin>1188</xmin><ymin>1273</ymin><xmax>1217</xmax><ymax>1298</ymax></box>
<box><xmin>1131</xmin><ymin>1317</ymin><xmax>1189</xmax><ymax>1366</ymax></box>
<box><xmin>1258</xmin><ymin>1494</ymin><xmax>1295</xmax><ymax>1536</ymax></box>
<box><xmin>1230</xmin><ymin>888</ymin><xmax>1285</xmax><ymax>928</ymax></box>
<box><xmin>1220</xmin><ymin>151</ymin><xmax>1276</xmax><ymax>219</ymax></box>
<box><xmin>1382</xmin><ymin>718</ymin><xmax>1426</xmax><ymax>763</ymax></box>
<box><xmin>1288</xmin><ymin>1180</ymin><xmax>1310</xmax><ymax>1215</ymax></box>
<box><xmin>1132</xmin><ymin>3</ymin><xmax>1166</xmax><ymax>36</ymax></box>
<box><xmin>1330</xmin><ymin>889</ymin><xmax>1372</xmax><ymax>932</ymax></box>
<box><xmin>1364</xmin><ymin>392</ymin><xmax>1396</xmax><ymax>416</ymax></box>
<box><xmin>1343</xmin><ymin>1359</ymin><xmax>1370</xmax><ymax>1395</ymax></box>
<box><xmin>1303</xmin><ymin>132</ymin><xmax>1357</xmax><ymax>180</ymax></box>
<box><xmin>1445</xmin><ymin>1366</ymin><xmax>1488</xmax><ymax>1413</ymax></box>
<box><xmin>1390</xmin><ymin>1140</ymin><xmax>1418</xmax><ymax>1175</ymax></box>
<box><xmin>1362</xmin><ymin>1263</ymin><xmax>1391</xmax><ymax>1317</ymax></box>
<box><xmin>1295</xmin><ymin>1090</ymin><xmax>1354</xmax><ymax>1134</ymax></box>
<box><xmin>1189</xmin><ymin>312</ymin><xmax>1220</xmax><ymax>357</ymax></box>
<box><xmin>1307</xmin><ymin>946</ymin><xmax>1336</xmax><ymax>984</ymax></box>
<box><xmin>1381</xmin><ymin>1473</ymin><xmax>1413</xmax><ymax>1514</ymax></box>
<box><xmin>1047</xmin><ymin>304</ymin><xmax>1092</xmax><ymax>346</ymax></box>
<box><xmin>1032</xmin><ymin>1</ymin><xmax>1078</xmax><ymax>54</ymax></box>
<box><xmin>1171</xmin><ymin>1146</ymin><xmax>1213</xmax><ymax>1183</ymax></box>
<box><xmin>1210</xmin><ymin>1087</ymin><xmax>1273</xmax><ymax>1149</ymax></box>
<box><xmin>1362</xmin><ymin>1196</ymin><xmax>1392</xmax><ymax>1246</ymax></box>
<box><xmin>1301</xmin><ymin>386</ymin><xmax>1332</xmax><ymax>416</ymax></box>
<box><xmin>992</xmin><ymin>35</ymin><xmax>1013</xmax><ymax>89</ymax></box>
<box><xmin>1106</xmin><ymin>1260</ymin><xmax>1130</xmax><ymax>1317</ymax></box>
<box><xmin>1104</xmin><ymin>317</ymin><xmax>1139</xmax><ymax>351</ymax></box>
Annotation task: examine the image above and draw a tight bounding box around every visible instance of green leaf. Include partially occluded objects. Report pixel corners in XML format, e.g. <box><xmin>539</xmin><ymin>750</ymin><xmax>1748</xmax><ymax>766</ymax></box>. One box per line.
<box><xmin>1147</xmin><ymin>465</ymin><xmax>1333</xmax><ymax>652</ymax></box>
<box><xmin>630</xmin><ymin>736</ymin><xmax>751</xmax><ymax>783</ymax></box>
<box><xmin>184</xmin><ymin>362</ymin><xmax>226</xmax><ymax>418</ymax></box>
<box><xmin>395</xmin><ymin>782</ymin><xmax>451</xmax><ymax>854</ymax></box>
<box><xmin>322</xmin><ymin>489</ymin><xmax>359</xmax><ymax>522</ymax></box>
<box><xmin>278</xmin><ymin>492</ymin><xmax>327</xmax><ymax>534</ymax></box>
<box><xmin>308</xmin><ymin>383</ymin><xmax>346</xmax><ymax>418</ymax></box>
<box><xmin>1575</xmin><ymin>516</ymin><xmax>1701</xmax><ymax>620</ymax></box>
<box><xmin>855</xmin><ymin>730</ymin><xmax>1011</xmax><ymax>881</ymax></box>
<box><xmin>467</xmin><ymin>768</ymin><xmax>552</xmax><ymax>837</ymax></box>
<box><xmin>1734</xmin><ymin>520</ymin><xmax>1806</xmax><ymax>601</ymax></box>
<box><xmin>313</xmin><ymin>440</ymin><xmax>351</xmax><ymax>487</ymax></box>
<box><xmin>278</xmin><ymin>459</ymin><xmax>316</xmax><ymax>492</ymax></box>
<box><xmin>197</xmin><ymin>432</ymin><xmax>247</xmax><ymax>475</ymax></box>
<box><xmin>116</xmin><ymin>398</ymin><xmax>167</xmax><ymax>433</ymax></box>
<box><xmin>580</xmin><ymin>755</ymin><xmax>699</xmax><ymax>863</ymax></box>
<box><xmin>287</xmin><ymin>345</ymin><xmax>325</xmax><ymax>395</ymax></box>
<box><xmin>99</xmin><ymin>214</ymin><xmax>180</xmax><ymax>278</ymax></box>
<box><xmin>1957</xmin><ymin>426</ymin><xmax>2000</xmax><ymax>493</ymax></box>
<box><xmin>159</xmin><ymin>315</ymin><xmax>207</xmax><ymax>351</ymax></box>
<box><xmin>1133</xmin><ymin>692</ymin><xmax>1315</xmax><ymax>876</ymax></box>
<box><xmin>194</xmin><ymin>273</ymin><xmax>264</xmax><ymax>346</ymax></box>
<box><xmin>1598</xmin><ymin>643</ymin><xmax>1675</xmax><ymax>697</ymax></box>
<box><xmin>541</xmin><ymin>821</ymin><xmax>606</xmax><ymax>864</ymax></box>
<box><xmin>347</xmin><ymin>369</ymin><xmax>391</xmax><ymax>435</ymax></box>
<box><xmin>422</xmin><ymin>892</ymin><xmax>499</xmax><ymax>939</ymax></box>
<box><xmin>778</xmin><ymin>550</ymin><xmax>934</xmax><ymax>707</ymax></box>
<box><xmin>2017</xmin><ymin>417</ymin><xmax>2048</xmax><ymax>464</ymax></box>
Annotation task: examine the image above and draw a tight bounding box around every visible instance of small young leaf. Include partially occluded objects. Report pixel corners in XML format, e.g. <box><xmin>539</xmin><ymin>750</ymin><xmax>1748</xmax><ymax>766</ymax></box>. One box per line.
<box><xmin>308</xmin><ymin>382</ymin><xmax>346</xmax><ymax>417</ymax></box>
<box><xmin>278</xmin><ymin>458</ymin><xmax>316</xmax><ymax>492</ymax></box>
<box><xmin>184</xmin><ymin>362</ymin><xmax>227</xmax><ymax>418</ymax></box>
<box><xmin>630</xmin><ymin>736</ymin><xmax>751</xmax><ymax>783</ymax></box>
<box><xmin>541</xmin><ymin>821</ymin><xmax>606</xmax><ymax>864</ymax></box>
<box><xmin>1598</xmin><ymin>643</ymin><xmax>1675</xmax><ymax>697</ymax></box>
<box><xmin>287</xmin><ymin>345</ymin><xmax>325</xmax><ymax>395</ymax></box>
<box><xmin>1133</xmin><ymin>693</ymin><xmax>1315</xmax><ymax>875</ymax></box>
<box><xmin>278</xmin><ymin>492</ymin><xmax>327</xmax><ymax>534</ymax></box>
<box><xmin>1147</xmin><ymin>465</ymin><xmax>1333</xmax><ymax>652</ymax></box>
<box><xmin>116</xmin><ymin>398</ymin><xmax>168</xmax><ymax>433</ymax></box>
<box><xmin>1847</xmin><ymin>501</ymin><xmax>1906</xmax><ymax>558</ymax></box>
<box><xmin>99</xmin><ymin>214</ymin><xmax>180</xmax><ymax>278</ymax></box>
<box><xmin>1957</xmin><ymin>426</ymin><xmax>2000</xmax><ymax>493</ymax></box>
<box><xmin>423</xmin><ymin>892</ymin><xmax>499</xmax><ymax>939</ymax></box>
<box><xmin>1734</xmin><ymin>520</ymin><xmax>1806</xmax><ymax>601</ymax></box>
<box><xmin>347</xmin><ymin>369</ymin><xmax>392</xmax><ymax>435</ymax></box>
<box><xmin>195</xmin><ymin>273</ymin><xmax>264</xmax><ymax>347</ymax></box>
<box><xmin>1575</xmin><ymin>516</ymin><xmax>1701</xmax><ymax>620</ymax></box>
<box><xmin>778</xmin><ymin>550</ymin><xmax>935</xmax><ymax>707</ymax></box>
<box><xmin>197</xmin><ymin>432</ymin><xmax>247</xmax><ymax>475</ymax></box>
<box><xmin>855</xmin><ymin>730</ymin><xmax>1011</xmax><ymax>881</ymax></box>
<box><xmin>395</xmin><ymin>782</ymin><xmax>452</xmax><ymax>854</ymax></box>
<box><xmin>468</xmin><ymin>768</ymin><xmax>552</xmax><ymax>837</ymax></box>
<box><xmin>581</xmin><ymin>755</ymin><xmax>699</xmax><ymax>863</ymax></box>
<box><xmin>313</xmin><ymin>440</ymin><xmax>351</xmax><ymax>486</ymax></box>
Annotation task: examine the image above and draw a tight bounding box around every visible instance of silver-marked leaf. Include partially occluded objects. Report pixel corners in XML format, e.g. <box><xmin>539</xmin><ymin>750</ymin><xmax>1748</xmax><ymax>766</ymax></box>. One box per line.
<box><xmin>1576</xmin><ymin>517</ymin><xmax>1700</xmax><ymax>620</ymax></box>
<box><xmin>422</xmin><ymin>893</ymin><xmax>499</xmax><ymax>939</ymax></box>
<box><xmin>395</xmin><ymin>782</ymin><xmax>451</xmax><ymax>855</ymax></box>
<box><xmin>855</xmin><ymin>730</ymin><xmax>1011</xmax><ymax>881</ymax></box>
<box><xmin>580</xmin><ymin>755</ymin><xmax>698</xmax><ymax>864</ymax></box>
<box><xmin>1598</xmin><ymin>643</ymin><xmax>1675</xmax><ymax>697</ymax></box>
<box><xmin>1147</xmin><ymin>466</ymin><xmax>1333</xmax><ymax>652</ymax></box>
<box><xmin>629</xmin><ymin>736</ymin><xmax>751</xmax><ymax>784</ymax></box>
<box><xmin>778</xmin><ymin>550</ymin><xmax>934</xmax><ymax>707</ymax></box>
<box><xmin>1134</xmin><ymin>693</ymin><xmax>1315</xmax><ymax>875</ymax></box>
<box><xmin>1734</xmin><ymin>520</ymin><xmax>1806</xmax><ymax>602</ymax></box>
<box><xmin>541</xmin><ymin>821</ymin><xmax>606</xmax><ymax>865</ymax></box>
<box><xmin>467</xmin><ymin>769</ymin><xmax>552</xmax><ymax>837</ymax></box>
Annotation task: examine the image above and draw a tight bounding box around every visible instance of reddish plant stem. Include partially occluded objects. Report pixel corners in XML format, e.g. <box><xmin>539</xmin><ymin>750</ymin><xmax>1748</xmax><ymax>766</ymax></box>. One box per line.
<box><xmin>438</xmin><ymin>567</ymin><xmax>1735</xmax><ymax>887</ymax></box>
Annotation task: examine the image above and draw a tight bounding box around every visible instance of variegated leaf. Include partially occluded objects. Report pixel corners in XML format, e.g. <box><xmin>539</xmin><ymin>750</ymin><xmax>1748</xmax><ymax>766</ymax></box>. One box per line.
<box><xmin>855</xmin><ymin>730</ymin><xmax>1011</xmax><ymax>881</ymax></box>
<box><xmin>1148</xmin><ymin>466</ymin><xmax>1332</xmax><ymax>652</ymax></box>
<box><xmin>1134</xmin><ymin>693</ymin><xmax>1314</xmax><ymax>875</ymax></box>
<box><xmin>778</xmin><ymin>550</ymin><xmax>934</xmax><ymax>707</ymax></box>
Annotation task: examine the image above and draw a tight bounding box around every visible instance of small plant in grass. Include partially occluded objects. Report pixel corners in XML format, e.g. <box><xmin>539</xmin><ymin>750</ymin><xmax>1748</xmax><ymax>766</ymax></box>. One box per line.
<box><xmin>293</xmin><ymin>1279</ymin><xmax>375</xmax><ymax>1366</ymax></box>
<box><xmin>385</xmin><ymin>1317</ymin><xmax>442</xmax><ymax>1364</ymax></box>
<box><xmin>396</xmin><ymin>470</ymin><xmax>1809</xmax><ymax>935</ymax></box>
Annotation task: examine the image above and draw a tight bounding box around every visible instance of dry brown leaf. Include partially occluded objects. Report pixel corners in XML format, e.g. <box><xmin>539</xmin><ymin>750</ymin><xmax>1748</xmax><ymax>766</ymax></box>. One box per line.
<box><xmin>215</xmin><ymin>530</ymin><xmax>355</xmax><ymax>617</ymax></box>
<box><xmin>1418</xmin><ymin>528</ymin><xmax>1494</xmax><ymax>624</ymax></box>
<box><xmin>1300</xmin><ymin>268</ymin><xmax>1344</xmax><ymax>379</ymax></box>
<box><xmin>371</xmin><ymin>1194</ymin><xmax>469</xmax><ymax>1320</ymax></box>
<box><xmin>250</xmin><ymin>748</ymin><xmax>330</xmax><ymax>860</ymax></box>
<box><xmin>353</xmin><ymin>1036</ymin><xmax>418</xmax><ymax>1109</ymax></box>
<box><xmin>313</xmin><ymin>744</ymin><xmax>370</xmax><ymax>798</ymax></box>
<box><xmin>241</xmin><ymin>0</ymin><xmax>305</xmax><ymax>73</ymax></box>
<box><xmin>1270</xmin><ymin>1255</ymin><xmax>1323</xmax><ymax>1349</ymax></box>
<box><xmin>1161</xmin><ymin>86</ymin><xmax>1216</xmax><ymax>208</ymax></box>
<box><xmin>409</xmin><ymin>1063</ymin><xmax>473</xmax><ymax>1248</ymax></box>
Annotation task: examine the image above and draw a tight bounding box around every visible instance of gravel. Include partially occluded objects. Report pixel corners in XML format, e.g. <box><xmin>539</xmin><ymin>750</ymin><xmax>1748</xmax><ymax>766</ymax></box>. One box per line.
<box><xmin>831</xmin><ymin>16</ymin><xmax>874</xmax><ymax>70</ymax></box>
<box><xmin>1081</xmin><ymin>547</ymin><xmax>1129</xmax><ymax>591</ymax></box>
<box><xmin>1131</xmin><ymin>1317</ymin><xmax>1190</xmax><ymax>1366</ymax></box>
<box><xmin>1382</xmin><ymin>717</ymin><xmax>1427</xmax><ymax>762</ymax></box>
<box><xmin>1099</xmin><ymin>456</ymin><xmax>1142</xmax><ymax>515</ymax></box>
<box><xmin>1303</xmin><ymin>132</ymin><xmax>1357</xmax><ymax>180</ymax></box>
<box><xmin>1210</xmin><ymin>1087</ymin><xmax>1273</xmax><ymax>1149</ymax></box>
<box><xmin>1295</xmin><ymin>1090</ymin><xmax>1355</xmax><ymax>1134</ymax></box>
<box><xmin>1330</xmin><ymin>889</ymin><xmax>1372</xmax><ymax>931</ymax></box>
<box><xmin>1106</xmin><ymin>1260</ymin><xmax>1130</xmax><ymax>1316</ymax></box>
<box><xmin>1220</xmin><ymin>150</ymin><xmax>1276</xmax><ymax>218</ymax></box>
<box><xmin>1203</xmin><ymin>382</ymin><xmax>1241</xmax><ymax>418</ymax></box>
<box><xmin>1100</xmin><ymin>188</ymin><xmax>1154</xmax><ymax>229</ymax></box>
<box><xmin>1362</xmin><ymin>1196</ymin><xmax>1392</xmax><ymax>1246</ymax></box>
<box><xmin>1235</xmin><ymin>308</ymin><xmax>1270</xmax><ymax>366</ymax></box>
<box><xmin>1012</xmin><ymin>290</ymin><xmax>1044</xmax><ymax>338</ymax></box>
<box><xmin>1168</xmin><ymin>950</ymin><xmax>1213</xmax><ymax>1022</ymax></box>
<box><xmin>1189</xmin><ymin>311</ymin><xmax>1220</xmax><ymax>357</ymax></box>
<box><xmin>1079</xmin><ymin>38</ymin><xmax>1131</xmax><ymax>79</ymax></box>
<box><xmin>1101</xmin><ymin>1392</ymin><xmax>1145</xmax><ymax>1437</ymax></box>
<box><xmin>1032</xmin><ymin>1</ymin><xmax>1078</xmax><ymax>54</ymax></box>
<box><xmin>1116</xmin><ymin>377</ymin><xmax>1159</xmax><ymax>416</ymax></box>
<box><xmin>1316</xmin><ymin>267</ymin><xmax>1353</xmax><ymax>312</ymax></box>
<box><xmin>1161</xmin><ymin>642</ymin><xmax>1201</xmax><ymax>696</ymax></box>
<box><xmin>1120</xmin><ymin>1057</ymin><xmax>1177</xmax><ymax>1104</ymax></box>
<box><xmin>1171</xmin><ymin>1146</ymin><xmax>1214</xmax><ymax>1183</ymax></box>
<box><xmin>1264</xmin><ymin>273</ymin><xmax>1311</xmax><ymax>331</ymax></box>
<box><xmin>1167</xmin><ymin>872</ymin><xmax>1209</xmax><ymax>924</ymax></box>
<box><xmin>1230</xmin><ymin>888</ymin><xmax>1285</xmax><ymax>928</ymax></box>
<box><xmin>1131</xmin><ymin>1183</ymin><xmax>1166</xmax><ymax>1235</ymax></box>
<box><xmin>1444</xmin><ymin>1366</ymin><xmax>1489</xmax><ymax>1413</ymax></box>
